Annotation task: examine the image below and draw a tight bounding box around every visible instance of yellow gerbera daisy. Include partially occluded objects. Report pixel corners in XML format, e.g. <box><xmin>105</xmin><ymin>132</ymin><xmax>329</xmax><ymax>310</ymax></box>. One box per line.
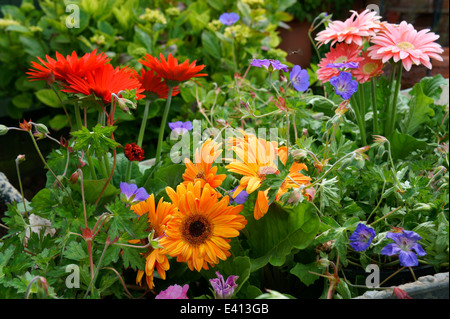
<box><xmin>182</xmin><ymin>139</ymin><xmax>226</xmax><ymax>188</ymax></box>
<box><xmin>130</xmin><ymin>194</ymin><xmax>175</xmax><ymax>289</ymax></box>
<box><xmin>225</xmin><ymin>131</ymin><xmax>280</xmax><ymax>198</ymax></box>
<box><xmin>159</xmin><ymin>181</ymin><xmax>247</xmax><ymax>272</ymax></box>
<box><xmin>226</xmin><ymin>133</ymin><xmax>311</xmax><ymax>220</ymax></box>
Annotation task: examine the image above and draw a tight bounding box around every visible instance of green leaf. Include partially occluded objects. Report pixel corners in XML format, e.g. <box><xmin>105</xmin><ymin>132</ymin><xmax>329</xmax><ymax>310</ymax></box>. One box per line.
<box><xmin>105</xmin><ymin>197</ymin><xmax>138</xmax><ymax>239</ymax></box>
<box><xmin>400</xmin><ymin>82</ymin><xmax>434</xmax><ymax>136</ymax></box>
<box><xmin>248</xmin><ymin>202</ymin><xmax>320</xmax><ymax>271</ymax></box>
<box><xmin>71</xmin><ymin>124</ymin><xmax>120</xmax><ymax>155</ymax></box>
<box><xmin>63</xmin><ymin>241</ymin><xmax>89</xmax><ymax>261</ymax></box>
<box><xmin>48</xmin><ymin>114</ymin><xmax>69</xmax><ymax>130</ymax></box>
<box><xmin>419</xmin><ymin>74</ymin><xmax>448</xmax><ymax>100</ymax></box>
<box><xmin>290</xmin><ymin>262</ymin><xmax>323</xmax><ymax>286</ymax></box>
<box><xmin>35</xmin><ymin>89</ymin><xmax>63</xmax><ymax>108</ymax></box>
<box><xmin>71</xmin><ymin>178</ymin><xmax>118</xmax><ymax>205</ymax></box>
<box><xmin>19</xmin><ymin>35</ymin><xmax>46</xmax><ymax>57</ymax></box>
<box><xmin>11</xmin><ymin>92</ymin><xmax>32</xmax><ymax>109</ymax></box>
<box><xmin>201</xmin><ymin>31</ymin><xmax>221</xmax><ymax>58</ymax></box>
<box><xmin>389</xmin><ymin>130</ymin><xmax>429</xmax><ymax>160</ymax></box>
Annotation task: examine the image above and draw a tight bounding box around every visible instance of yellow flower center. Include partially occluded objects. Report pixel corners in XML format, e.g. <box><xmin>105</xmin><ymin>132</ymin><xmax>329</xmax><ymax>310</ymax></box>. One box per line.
<box><xmin>343</xmin><ymin>26</ymin><xmax>357</xmax><ymax>33</ymax></box>
<box><xmin>397</xmin><ymin>41</ymin><xmax>414</xmax><ymax>50</ymax></box>
<box><xmin>363</xmin><ymin>62</ymin><xmax>378</xmax><ymax>74</ymax></box>
<box><xmin>334</xmin><ymin>56</ymin><xmax>348</xmax><ymax>64</ymax></box>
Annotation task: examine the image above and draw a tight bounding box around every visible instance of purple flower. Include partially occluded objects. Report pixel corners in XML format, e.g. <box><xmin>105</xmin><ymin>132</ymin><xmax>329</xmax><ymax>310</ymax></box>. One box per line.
<box><xmin>119</xmin><ymin>182</ymin><xmax>149</xmax><ymax>205</ymax></box>
<box><xmin>209</xmin><ymin>271</ymin><xmax>239</xmax><ymax>299</ymax></box>
<box><xmin>169</xmin><ymin>121</ymin><xmax>193</xmax><ymax>135</ymax></box>
<box><xmin>289</xmin><ymin>65</ymin><xmax>310</xmax><ymax>92</ymax></box>
<box><xmin>155</xmin><ymin>284</ymin><xmax>189</xmax><ymax>299</ymax></box>
<box><xmin>380</xmin><ymin>230</ymin><xmax>427</xmax><ymax>267</ymax></box>
<box><xmin>329</xmin><ymin>71</ymin><xmax>358</xmax><ymax>100</ymax></box>
<box><xmin>349</xmin><ymin>223</ymin><xmax>376</xmax><ymax>252</ymax></box>
<box><xmin>229</xmin><ymin>186</ymin><xmax>249</xmax><ymax>205</ymax></box>
<box><xmin>326</xmin><ymin>62</ymin><xmax>359</xmax><ymax>69</ymax></box>
<box><xmin>250</xmin><ymin>59</ymin><xmax>289</xmax><ymax>72</ymax></box>
<box><xmin>219</xmin><ymin>12</ymin><xmax>240</xmax><ymax>26</ymax></box>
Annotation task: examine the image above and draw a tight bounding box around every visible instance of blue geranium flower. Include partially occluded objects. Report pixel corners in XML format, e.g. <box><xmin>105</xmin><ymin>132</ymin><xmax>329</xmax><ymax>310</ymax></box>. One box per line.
<box><xmin>349</xmin><ymin>223</ymin><xmax>376</xmax><ymax>252</ymax></box>
<box><xmin>326</xmin><ymin>62</ymin><xmax>359</xmax><ymax>69</ymax></box>
<box><xmin>289</xmin><ymin>65</ymin><xmax>310</xmax><ymax>92</ymax></box>
<box><xmin>250</xmin><ymin>58</ymin><xmax>289</xmax><ymax>72</ymax></box>
<box><xmin>380</xmin><ymin>230</ymin><xmax>427</xmax><ymax>267</ymax></box>
<box><xmin>219</xmin><ymin>12</ymin><xmax>240</xmax><ymax>26</ymax></box>
<box><xmin>169</xmin><ymin>121</ymin><xmax>193</xmax><ymax>135</ymax></box>
<box><xmin>229</xmin><ymin>186</ymin><xmax>249</xmax><ymax>205</ymax></box>
<box><xmin>329</xmin><ymin>71</ymin><xmax>358</xmax><ymax>100</ymax></box>
<box><xmin>120</xmin><ymin>182</ymin><xmax>149</xmax><ymax>205</ymax></box>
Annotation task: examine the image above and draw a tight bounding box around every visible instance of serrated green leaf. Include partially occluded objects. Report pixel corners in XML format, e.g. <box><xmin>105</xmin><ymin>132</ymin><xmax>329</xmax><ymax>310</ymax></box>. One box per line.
<box><xmin>63</xmin><ymin>241</ymin><xmax>88</xmax><ymax>261</ymax></box>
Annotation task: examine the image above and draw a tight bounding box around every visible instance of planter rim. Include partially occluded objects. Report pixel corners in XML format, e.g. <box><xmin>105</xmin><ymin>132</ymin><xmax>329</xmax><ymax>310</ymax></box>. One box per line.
<box><xmin>353</xmin><ymin>272</ymin><xmax>449</xmax><ymax>299</ymax></box>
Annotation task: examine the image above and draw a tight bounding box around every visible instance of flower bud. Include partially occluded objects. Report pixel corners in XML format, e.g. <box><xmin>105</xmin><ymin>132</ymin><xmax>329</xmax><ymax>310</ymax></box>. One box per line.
<box><xmin>36</xmin><ymin>123</ymin><xmax>49</xmax><ymax>134</ymax></box>
<box><xmin>16</xmin><ymin>154</ymin><xmax>26</xmax><ymax>163</ymax></box>
<box><xmin>69</xmin><ymin>171</ymin><xmax>79</xmax><ymax>184</ymax></box>
<box><xmin>0</xmin><ymin>124</ymin><xmax>8</xmax><ymax>135</ymax></box>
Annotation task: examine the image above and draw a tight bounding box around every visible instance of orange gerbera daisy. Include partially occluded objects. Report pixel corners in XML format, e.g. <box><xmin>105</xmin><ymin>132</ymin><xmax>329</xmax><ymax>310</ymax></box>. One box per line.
<box><xmin>226</xmin><ymin>133</ymin><xmax>311</xmax><ymax>220</ymax></box>
<box><xmin>130</xmin><ymin>194</ymin><xmax>175</xmax><ymax>289</ymax></box>
<box><xmin>159</xmin><ymin>181</ymin><xmax>247</xmax><ymax>272</ymax></box>
<box><xmin>182</xmin><ymin>139</ymin><xmax>226</xmax><ymax>188</ymax></box>
<box><xmin>27</xmin><ymin>49</ymin><xmax>110</xmax><ymax>84</ymax></box>
<box><xmin>253</xmin><ymin>147</ymin><xmax>311</xmax><ymax>220</ymax></box>
<box><xmin>139</xmin><ymin>53</ymin><xmax>208</xmax><ymax>84</ymax></box>
<box><xmin>135</xmin><ymin>68</ymin><xmax>181</xmax><ymax>99</ymax></box>
<box><xmin>225</xmin><ymin>131</ymin><xmax>280</xmax><ymax>199</ymax></box>
<box><xmin>62</xmin><ymin>63</ymin><xmax>145</xmax><ymax>104</ymax></box>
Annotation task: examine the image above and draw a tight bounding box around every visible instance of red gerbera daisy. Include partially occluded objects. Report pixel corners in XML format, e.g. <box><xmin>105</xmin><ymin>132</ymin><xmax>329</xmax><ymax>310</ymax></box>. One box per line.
<box><xmin>62</xmin><ymin>64</ymin><xmax>145</xmax><ymax>104</ymax></box>
<box><xmin>135</xmin><ymin>69</ymin><xmax>181</xmax><ymax>99</ymax></box>
<box><xmin>139</xmin><ymin>53</ymin><xmax>208</xmax><ymax>84</ymax></box>
<box><xmin>124</xmin><ymin>143</ymin><xmax>145</xmax><ymax>161</ymax></box>
<box><xmin>27</xmin><ymin>49</ymin><xmax>110</xmax><ymax>84</ymax></box>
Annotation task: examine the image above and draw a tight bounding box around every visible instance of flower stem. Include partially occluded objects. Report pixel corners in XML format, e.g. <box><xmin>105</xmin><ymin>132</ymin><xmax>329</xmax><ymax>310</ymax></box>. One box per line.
<box><xmin>350</xmin><ymin>95</ymin><xmax>366</xmax><ymax>146</ymax></box>
<box><xmin>359</xmin><ymin>83</ymin><xmax>367</xmax><ymax>145</ymax></box>
<box><xmin>371</xmin><ymin>77</ymin><xmax>379</xmax><ymax>135</ymax></box>
<box><xmin>386</xmin><ymin>63</ymin><xmax>402</xmax><ymax>138</ymax></box>
<box><xmin>370</xmin><ymin>206</ymin><xmax>402</xmax><ymax>226</ymax></box>
<box><xmin>28</xmin><ymin>132</ymin><xmax>63</xmax><ymax>188</ymax></box>
<box><xmin>155</xmin><ymin>86</ymin><xmax>174</xmax><ymax>166</ymax></box>
<box><xmin>84</xmin><ymin>241</ymin><xmax>110</xmax><ymax>299</ymax></box>
<box><xmin>15</xmin><ymin>156</ymin><xmax>28</xmax><ymax>216</ymax></box>
<box><xmin>85</xmin><ymin>149</ymin><xmax>97</xmax><ymax>180</ymax></box>
<box><xmin>137</xmin><ymin>99</ymin><xmax>151</xmax><ymax>148</ymax></box>
<box><xmin>74</xmin><ymin>102</ymin><xmax>83</xmax><ymax>131</ymax></box>
<box><xmin>50</xmin><ymin>84</ymin><xmax>73</xmax><ymax>131</ymax></box>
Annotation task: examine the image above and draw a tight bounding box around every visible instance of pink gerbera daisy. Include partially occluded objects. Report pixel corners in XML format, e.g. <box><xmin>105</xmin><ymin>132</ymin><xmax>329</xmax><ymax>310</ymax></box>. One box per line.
<box><xmin>316</xmin><ymin>9</ymin><xmax>382</xmax><ymax>47</ymax></box>
<box><xmin>317</xmin><ymin>43</ymin><xmax>363</xmax><ymax>83</ymax></box>
<box><xmin>367</xmin><ymin>21</ymin><xmax>444</xmax><ymax>71</ymax></box>
<box><xmin>352</xmin><ymin>51</ymin><xmax>384</xmax><ymax>83</ymax></box>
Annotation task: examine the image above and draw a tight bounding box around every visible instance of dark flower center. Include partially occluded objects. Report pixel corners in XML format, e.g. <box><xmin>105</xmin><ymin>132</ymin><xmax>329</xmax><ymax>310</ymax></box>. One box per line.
<box><xmin>182</xmin><ymin>215</ymin><xmax>212</xmax><ymax>246</ymax></box>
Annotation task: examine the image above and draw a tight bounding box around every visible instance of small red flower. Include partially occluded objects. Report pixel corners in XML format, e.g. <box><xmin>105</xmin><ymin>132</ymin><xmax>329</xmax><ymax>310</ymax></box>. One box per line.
<box><xmin>124</xmin><ymin>143</ymin><xmax>145</xmax><ymax>162</ymax></box>
<box><xmin>19</xmin><ymin>119</ymin><xmax>32</xmax><ymax>132</ymax></box>
<box><xmin>139</xmin><ymin>53</ymin><xmax>207</xmax><ymax>84</ymax></box>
